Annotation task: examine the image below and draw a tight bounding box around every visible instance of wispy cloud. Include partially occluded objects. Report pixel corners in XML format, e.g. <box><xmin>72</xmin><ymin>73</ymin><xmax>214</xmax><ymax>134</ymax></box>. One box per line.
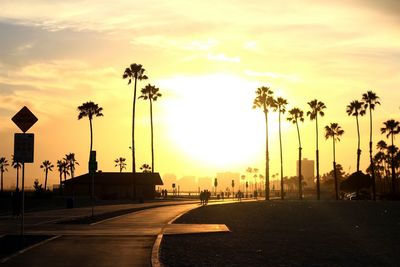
<box><xmin>207</xmin><ymin>53</ymin><xmax>240</xmax><ymax>63</ymax></box>
<box><xmin>244</xmin><ymin>70</ymin><xmax>300</xmax><ymax>82</ymax></box>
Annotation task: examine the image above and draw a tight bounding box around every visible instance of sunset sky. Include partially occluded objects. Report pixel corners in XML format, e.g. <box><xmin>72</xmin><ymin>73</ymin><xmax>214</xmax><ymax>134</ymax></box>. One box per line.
<box><xmin>1</xmin><ymin>0</ymin><xmax>399</xmax><ymax>189</ymax></box>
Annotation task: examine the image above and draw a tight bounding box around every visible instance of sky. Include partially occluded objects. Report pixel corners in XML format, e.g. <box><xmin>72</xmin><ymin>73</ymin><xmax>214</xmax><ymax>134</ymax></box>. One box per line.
<box><xmin>0</xmin><ymin>0</ymin><xmax>400</xmax><ymax>189</ymax></box>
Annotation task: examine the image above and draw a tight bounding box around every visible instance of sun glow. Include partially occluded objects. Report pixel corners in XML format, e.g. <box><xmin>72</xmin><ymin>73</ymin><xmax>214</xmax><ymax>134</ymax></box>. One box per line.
<box><xmin>158</xmin><ymin>73</ymin><xmax>270</xmax><ymax>169</ymax></box>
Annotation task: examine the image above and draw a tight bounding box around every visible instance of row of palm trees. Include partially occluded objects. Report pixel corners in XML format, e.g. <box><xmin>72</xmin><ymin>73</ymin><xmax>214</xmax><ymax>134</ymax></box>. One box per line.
<box><xmin>253</xmin><ymin>87</ymin><xmax>386</xmax><ymax>200</ymax></box>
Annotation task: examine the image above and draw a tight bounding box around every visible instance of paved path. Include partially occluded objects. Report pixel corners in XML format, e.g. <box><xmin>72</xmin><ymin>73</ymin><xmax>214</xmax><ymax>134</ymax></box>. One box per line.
<box><xmin>1</xmin><ymin>200</ymin><xmax>235</xmax><ymax>266</ymax></box>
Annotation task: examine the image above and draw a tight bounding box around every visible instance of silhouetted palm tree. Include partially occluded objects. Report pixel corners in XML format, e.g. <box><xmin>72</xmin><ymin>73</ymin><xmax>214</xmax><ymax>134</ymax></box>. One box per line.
<box><xmin>381</xmin><ymin>119</ymin><xmax>400</xmax><ymax>193</ymax></box>
<box><xmin>123</xmin><ymin>63</ymin><xmax>148</xmax><ymax>173</ymax></box>
<box><xmin>307</xmin><ymin>99</ymin><xmax>326</xmax><ymax>200</ymax></box>
<box><xmin>273</xmin><ymin>97</ymin><xmax>288</xmax><ymax>200</ymax></box>
<box><xmin>140</xmin><ymin>163</ymin><xmax>152</xmax><ymax>173</ymax></box>
<box><xmin>64</xmin><ymin>153</ymin><xmax>79</xmax><ymax>178</ymax></box>
<box><xmin>0</xmin><ymin>157</ymin><xmax>9</xmax><ymax>192</ymax></box>
<box><xmin>56</xmin><ymin>160</ymin><xmax>64</xmax><ymax>194</ymax></box>
<box><xmin>346</xmin><ymin>100</ymin><xmax>366</xmax><ymax>172</ymax></box>
<box><xmin>40</xmin><ymin>160</ymin><xmax>54</xmax><ymax>191</ymax></box>
<box><xmin>253</xmin><ymin>86</ymin><xmax>275</xmax><ymax>200</ymax></box>
<box><xmin>139</xmin><ymin>84</ymin><xmax>162</xmax><ymax>172</ymax></box>
<box><xmin>325</xmin><ymin>123</ymin><xmax>344</xmax><ymax>200</ymax></box>
<box><xmin>114</xmin><ymin>157</ymin><xmax>127</xmax><ymax>173</ymax></box>
<box><xmin>362</xmin><ymin>91</ymin><xmax>380</xmax><ymax>199</ymax></box>
<box><xmin>11</xmin><ymin>155</ymin><xmax>21</xmax><ymax>190</ymax></box>
<box><xmin>77</xmin><ymin>101</ymin><xmax>104</xmax><ymax>161</ymax></box>
<box><xmin>287</xmin><ymin>107</ymin><xmax>305</xmax><ymax>200</ymax></box>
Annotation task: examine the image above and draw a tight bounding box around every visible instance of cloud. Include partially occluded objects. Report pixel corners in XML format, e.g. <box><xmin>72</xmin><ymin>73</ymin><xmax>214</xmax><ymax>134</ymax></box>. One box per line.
<box><xmin>207</xmin><ymin>53</ymin><xmax>240</xmax><ymax>63</ymax></box>
<box><xmin>244</xmin><ymin>70</ymin><xmax>300</xmax><ymax>82</ymax></box>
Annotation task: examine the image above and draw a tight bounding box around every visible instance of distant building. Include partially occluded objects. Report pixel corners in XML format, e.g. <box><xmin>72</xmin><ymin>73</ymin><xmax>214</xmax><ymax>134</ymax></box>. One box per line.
<box><xmin>177</xmin><ymin>176</ymin><xmax>197</xmax><ymax>192</ymax></box>
<box><xmin>216</xmin><ymin>172</ymin><xmax>240</xmax><ymax>192</ymax></box>
<box><xmin>63</xmin><ymin>172</ymin><xmax>163</xmax><ymax>200</ymax></box>
<box><xmin>297</xmin><ymin>158</ymin><xmax>315</xmax><ymax>187</ymax></box>
<box><xmin>198</xmin><ymin>177</ymin><xmax>212</xmax><ymax>191</ymax></box>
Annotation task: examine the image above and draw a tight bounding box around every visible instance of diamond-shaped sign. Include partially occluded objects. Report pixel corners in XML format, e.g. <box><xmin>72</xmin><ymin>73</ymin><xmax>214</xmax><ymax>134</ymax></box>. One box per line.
<box><xmin>12</xmin><ymin>106</ymin><xmax>38</xmax><ymax>133</ymax></box>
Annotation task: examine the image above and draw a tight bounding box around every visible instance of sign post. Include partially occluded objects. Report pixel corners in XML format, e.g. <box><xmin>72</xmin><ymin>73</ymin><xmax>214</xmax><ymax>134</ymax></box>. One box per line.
<box><xmin>11</xmin><ymin>106</ymin><xmax>38</xmax><ymax>238</ymax></box>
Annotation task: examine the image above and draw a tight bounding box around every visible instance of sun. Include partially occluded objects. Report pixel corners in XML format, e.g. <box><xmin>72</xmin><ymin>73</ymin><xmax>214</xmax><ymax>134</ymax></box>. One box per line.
<box><xmin>159</xmin><ymin>73</ymin><xmax>270</xmax><ymax>169</ymax></box>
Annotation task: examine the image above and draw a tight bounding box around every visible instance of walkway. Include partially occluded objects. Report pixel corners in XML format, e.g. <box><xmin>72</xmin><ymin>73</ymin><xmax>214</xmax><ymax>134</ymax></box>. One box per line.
<box><xmin>0</xmin><ymin>200</ymin><xmax>235</xmax><ymax>266</ymax></box>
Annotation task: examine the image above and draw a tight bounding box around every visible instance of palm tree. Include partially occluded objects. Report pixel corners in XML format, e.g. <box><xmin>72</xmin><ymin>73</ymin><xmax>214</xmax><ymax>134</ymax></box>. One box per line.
<box><xmin>287</xmin><ymin>107</ymin><xmax>305</xmax><ymax>200</ymax></box>
<box><xmin>325</xmin><ymin>123</ymin><xmax>345</xmax><ymax>200</ymax></box>
<box><xmin>362</xmin><ymin>91</ymin><xmax>380</xmax><ymax>200</ymax></box>
<box><xmin>140</xmin><ymin>163</ymin><xmax>152</xmax><ymax>173</ymax></box>
<box><xmin>139</xmin><ymin>84</ymin><xmax>162</xmax><ymax>172</ymax></box>
<box><xmin>273</xmin><ymin>97</ymin><xmax>288</xmax><ymax>200</ymax></box>
<box><xmin>64</xmin><ymin>153</ymin><xmax>79</xmax><ymax>178</ymax></box>
<box><xmin>253</xmin><ymin>86</ymin><xmax>275</xmax><ymax>200</ymax></box>
<box><xmin>56</xmin><ymin>160</ymin><xmax>64</xmax><ymax>194</ymax></box>
<box><xmin>307</xmin><ymin>99</ymin><xmax>326</xmax><ymax>200</ymax></box>
<box><xmin>346</xmin><ymin>100</ymin><xmax>366</xmax><ymax>172</ymax></box>
<box><xmin>114</xmin><ymin>157</ymin><xmax>127</xmax><ymax>173</ymax></box>
<box><xmin>11</xmin><ymin>155</ymin><xmax>22</xmax><ymax>190</ymax></box>
<box><xmin>77</xmin><ymin>101</ymin><xmax>104</xmax><ymax>162</ymax></box>
<box><xmin>123</xmin><ymin>63</ymin><xmax>148</xmax><ymax>173</ymax></box>
<box><xmin>40</xmin><ymin>160</ymin><xmax>54</xmax><ymax>191</ymax></box>
<box><xmin>380</xmin><ymin>119</ymin><xmax>400</xmax><ymax>193</ymax></box>
<box><xmin>0</xmin><ymin>157</ymin><xmax>9</xmax><ymax>192</ymax></box>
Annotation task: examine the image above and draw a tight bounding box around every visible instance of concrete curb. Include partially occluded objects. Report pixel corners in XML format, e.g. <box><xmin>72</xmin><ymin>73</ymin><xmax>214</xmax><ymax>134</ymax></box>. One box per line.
<box><xmin>151</xmin><ymin>204</ymin><xmax>201</xmax><ymax>267</ymax></box>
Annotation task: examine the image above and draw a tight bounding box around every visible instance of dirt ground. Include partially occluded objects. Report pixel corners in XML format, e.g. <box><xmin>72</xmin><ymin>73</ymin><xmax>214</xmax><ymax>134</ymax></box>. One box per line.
<box><xmin>160</xmin><ymin>200</ymin><xmax>400</xmax><ymax>267</ymax></box>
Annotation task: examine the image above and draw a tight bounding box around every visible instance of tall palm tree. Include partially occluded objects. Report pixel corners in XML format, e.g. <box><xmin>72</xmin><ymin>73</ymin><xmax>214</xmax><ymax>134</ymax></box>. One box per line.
<box><xmin>11</xmin><ymin>155</ymin><xmax>22</xmax><ymax>190</ymax></box>
<box><xmin>77</xmin><ymin>101</ymin><xmax>104</xmax><ymax>162</ymax></box>
<box><xmin>307</xmin><ymin>99</ymin><xmax>326</xmax><ymax>200</ymax></box>
<box><xmin>287</xmin><ymin>107</ymin><xmax>305</xmax><ymax>200</ymax></box>
<box><xmin>362</xmin><ymin>91</ymin><xmax>380</xmax><ymax>200</ymax></box>
<box><xmin>325</xmin><ymin>123</ymin><xmax>345</xmax><ymax>200</ymax></box>
<box><xmin>123</xmin><ymin>63</ymin><xmax>148</xmax><ymax>173</ymax></box>
<box><xmin>380</xmin><ymin>119</ymin><xmax>400</xmax><ymax>193</ymax></box>
<box><xmin>346</xmin><ymin>100</ymin><xmax>366</xmax><ymax>172</ymax></box>
<box><xmin>0</xmin><ymin>157</ymin><xmax>9</xmax><ymax>192</ymax></box>
<box><xmin>139</xmin><ymin>84</ymin><xmax>162</xmax><ymax>172</ymax></box>
<box><xmin>253</xmin><ymin>86</ymin><xmax>275</xmax><ymax>200</ymax></box>
<box><xmin>140</xmin><ymin>163</ymin><xmax>152</xmax><ymax>173</ymax></box>
<box><xmin>114</xmin><ymin>157</ymin><xmax>127</xmax><ymax>173</ymax></box>
<box><xmin>40</xmin><ymin>160</ymin><xmax>54</xmax><ymax>191</ymax></box>
<box><xmin>273</xmin><ymin>97</ymin><xmax>288</xmax><ymax>200</ymax></box>
<box><xmin>64</xmin><ymin>153</ymin><xmax>79</xmax><ymax>178</ymax></box>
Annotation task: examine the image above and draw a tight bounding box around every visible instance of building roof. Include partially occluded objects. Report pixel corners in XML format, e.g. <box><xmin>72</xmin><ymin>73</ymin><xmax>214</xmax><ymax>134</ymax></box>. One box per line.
<box><xmin>63</xmin><ymin>172</ymin><xmax>163</xmax><ymax>186</ymax></box>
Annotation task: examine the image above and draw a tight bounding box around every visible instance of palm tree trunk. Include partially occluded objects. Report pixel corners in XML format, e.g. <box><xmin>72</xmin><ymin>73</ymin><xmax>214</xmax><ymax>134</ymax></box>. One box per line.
<box><xmin>369</xmin><ymin>107</ymin><xmax>376</xmax><ymax>200</ymax></box>
<box><xmin>391</xmin><ymin>134</ymin><xmax>396</xmax><ymax>193</ymax></box>
<box><xmin>279</xmin><ymin>111</ymin><xmax>284</xmax><ymax>200</ymax></box>
<box><xmin>59</xmin><ymin>172</ymin><xmax>62</xmax><ymax>195</ymax></box>
<box><xmin>356</xmin><ymin>114</ymin><xmax>361</xmax><ymax>172</ymax></box>
<box><xmin>316</xmin><ymin>116</ymin><xmax>321</xmax><ymax>200</ymax></box>
<box><xmin>132</xmin><ymin>77</ymin><xmax>138</xmax><ymax>173</ymax></box>
<box><xmin>16</xmin><ymin>167</ymin><xmax>19</xmax><ymax>190</ymax></box>
<box><xmin>264</xmin><ymin>110</ymin><xmax>270</xmax><ymax>200</ymax></box>
<box><xmin>1</xmin><ymin>171</ymin><xmax>3</xmax><ymax>192</ymax></box>
<box><xmin>150</xmin><ymin>98</ymin><xmax>154</xmax><ymax>173</ymax></box>
<box><xmin>89</xmin><ymin>118</ymin><xmax>93</xmax><ymax>153</ymax></box>
<box><xmin>333</xmin><ymin>138</ymin><xmax>339</xmax><ymax>200</ymax></box>
<box><xmin>44</xmin><ymin>169</ymin><xmax>48</xmax><ymax>191</ymax></box>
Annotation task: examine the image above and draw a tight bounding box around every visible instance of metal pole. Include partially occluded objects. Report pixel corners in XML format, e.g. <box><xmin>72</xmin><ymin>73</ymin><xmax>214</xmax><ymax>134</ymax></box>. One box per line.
<box><xmin>21</xmin><ymin>162</ymin><xmax>25</xmax><ymax>237</ymax></box>
<box><xmin>91</xmin><ymin>172</ymin><xmax>94</xmax><ymax>217</ymax></box>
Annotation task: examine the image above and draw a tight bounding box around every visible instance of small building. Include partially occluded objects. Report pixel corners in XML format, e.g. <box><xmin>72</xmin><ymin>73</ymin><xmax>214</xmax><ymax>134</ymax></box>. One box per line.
<box><xmin>63</xmin><ymin>172</ymin><xmax>163</xmax><ymax>200</ymax></box>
